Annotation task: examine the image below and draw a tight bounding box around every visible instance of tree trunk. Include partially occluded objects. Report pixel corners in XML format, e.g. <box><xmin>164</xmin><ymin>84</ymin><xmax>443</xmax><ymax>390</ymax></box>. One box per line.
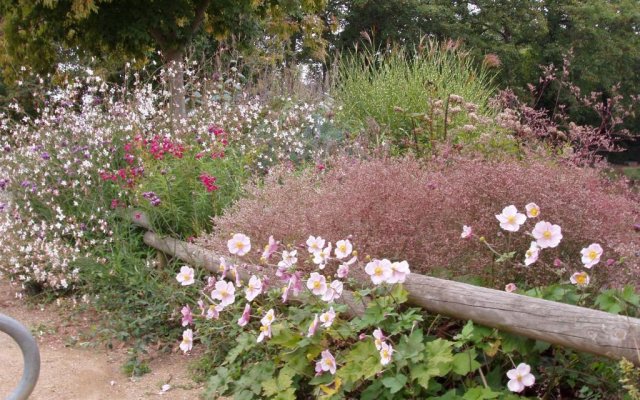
<box><xmin>165</xmin><ymin>49</ymin><xmax>187</xmax><ymax>124</ymax></box>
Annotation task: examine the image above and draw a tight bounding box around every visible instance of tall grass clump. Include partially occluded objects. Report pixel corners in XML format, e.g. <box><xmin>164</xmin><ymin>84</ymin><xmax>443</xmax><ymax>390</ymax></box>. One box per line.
<box><xmin>333</xmin><ymin>39</ymin><xmax>497</xmax><ymax>152</ymax></box>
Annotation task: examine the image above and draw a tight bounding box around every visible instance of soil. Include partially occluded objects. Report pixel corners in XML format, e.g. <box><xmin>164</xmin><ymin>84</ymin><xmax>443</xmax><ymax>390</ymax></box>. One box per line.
<box><xmin>0</xmin><ymin>279</ymin><xmax>204</xmax><ymax>400</ymax></box>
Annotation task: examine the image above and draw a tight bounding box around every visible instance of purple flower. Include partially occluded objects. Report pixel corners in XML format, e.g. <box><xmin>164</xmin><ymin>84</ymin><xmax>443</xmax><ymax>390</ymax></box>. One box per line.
<box><xmin>0</xmin><ymin>178</ymin><xmax>9</xmax><ymax>190</ymax></box>
<box><xmin>41</xmin><ymin>152</ymin><xmax>50</xmax><ymax>160</ymax></box>
<box><xmin>142</xmin><ymin>191</ymin><xmax>161</xmax><ymax>207</ymax></box>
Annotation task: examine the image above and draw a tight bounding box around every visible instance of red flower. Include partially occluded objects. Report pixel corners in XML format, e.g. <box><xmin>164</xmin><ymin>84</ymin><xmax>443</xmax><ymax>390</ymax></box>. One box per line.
<box><xmin>199</xmin><ymin>173</ymin><xmax>218</xmax><ymax>192</ymax></box>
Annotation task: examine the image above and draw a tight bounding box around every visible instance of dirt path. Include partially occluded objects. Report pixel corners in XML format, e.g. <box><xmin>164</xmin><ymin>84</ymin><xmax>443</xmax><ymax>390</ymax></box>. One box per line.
<box><xmin>0</xmin><ymin>279</ymin><xmax>204</xmax><ymax>400</ymax></box>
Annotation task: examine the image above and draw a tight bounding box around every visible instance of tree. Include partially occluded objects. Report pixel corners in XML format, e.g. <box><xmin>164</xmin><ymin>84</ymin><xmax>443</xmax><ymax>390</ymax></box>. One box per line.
<box><xmin>1</xmin><ymin>0</ymin><xmax>326</xmax><ymax>120</ymax></box>
<box><xmin>327</xmin><ymin>0</ymin><xmax>640</xmax><ymax>133</ymax></box>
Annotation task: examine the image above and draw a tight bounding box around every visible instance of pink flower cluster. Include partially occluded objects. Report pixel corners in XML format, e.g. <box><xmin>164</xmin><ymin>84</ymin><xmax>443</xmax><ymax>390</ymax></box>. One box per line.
<box><xmin>198</xmin><ymin>173</ymin><xmax>218</xmax><ymax>192</ymax></box>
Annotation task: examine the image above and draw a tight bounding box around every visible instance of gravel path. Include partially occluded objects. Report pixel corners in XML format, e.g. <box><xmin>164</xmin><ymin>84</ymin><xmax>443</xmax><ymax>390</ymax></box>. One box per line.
<box><xmin>0</xmin><ymin>279</ymin><xmax>204</xmax><ymax>400</ymax></box>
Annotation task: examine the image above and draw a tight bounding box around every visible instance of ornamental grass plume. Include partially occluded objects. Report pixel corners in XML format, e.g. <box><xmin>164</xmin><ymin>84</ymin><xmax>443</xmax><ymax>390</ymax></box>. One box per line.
<box><xmin>198</xmin><ymin>155</ymin><xmax>639</xmax><ymax>287</ymax></box>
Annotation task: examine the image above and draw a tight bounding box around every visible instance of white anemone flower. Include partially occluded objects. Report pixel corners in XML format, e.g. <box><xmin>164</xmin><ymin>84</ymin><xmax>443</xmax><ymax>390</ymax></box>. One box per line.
<box><xmin>306</xmin><ymin>272</ymin><xmax>328</xmax><ymax>296</ymax></box>
<box><xmin>532</xmin><ymin>221</ymin><xmax>563</xmax><ymax>248</ymax></box>
<box><xmin>495</xmin><ymin>205</ymin><xmax>527</xmax><ymax>232</ymax></box>
<box><xmin>365</xmin><ymin>259</ymin><xmax>393</xmax><ymax>285</ymax></box>
<box><xmin>227</xmin><ymin>233</ymin><xmax>251</xmax><ymax>256</ymax></box>
<box><xmin>506</xmin><ymin>363</ymin><xmax>535</xmax><ymax>393</ymax></box>
<box><xmin>580</xmin><ymin>243</ymin><xmax>603</xmax><ymax>269</ymax></box>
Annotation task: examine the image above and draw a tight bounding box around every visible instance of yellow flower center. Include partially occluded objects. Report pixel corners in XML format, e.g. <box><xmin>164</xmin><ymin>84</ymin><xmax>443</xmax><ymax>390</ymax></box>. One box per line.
<box><xmin>382</xmin><ymin>349</ymin><xmax>389</xmax><ymax>358</ymax></box>
<box><xmin>530</xmin><ymin>208</ymin><xmax>539</xmax><ymax>217</ymax></box>
<box><xmin>220</xmin><ymin>289</ymin><xmax>228</xmax><ymax>297</ymax></box>
<box><xmin>543</xmin><ymin>230</ymin><xmax>552</xmax><ymax>239</ymax></box>
<box><xmin>588</xmin><ymin>250</ymin><xmax>598</xmax><ymax>260</ymax></box>
<box><xmin>507</xmin><ymin>215</ymin><xmax>516</xmax><ymax>224</ymax></box>
<box><xmin>576</xmin><ymin>274</ymin><xmax>586</xmax><ymax>285</ymax></box>
<box><xmin>313</xmin><ymin>281</ymin><xmax>321</xmax><ymax>289</ymax></box>
<box><xmin>235</xmin><ymin>242</ymin><xmax>244</xmax><ymax>250</ymax></box>
<box><xmin>260</xmin><ymin>325</ymin><xmax>268</xmax><ymax>332</ymax></box>
<box><xmin>339</xmin><ymin>244</ymin><xmax>347</xmax><ymax>253</ymax></box>
<box><xmin>374</xmin><ymin>266</ymin><xmax>383</xmax><ymax>276</ymax></box>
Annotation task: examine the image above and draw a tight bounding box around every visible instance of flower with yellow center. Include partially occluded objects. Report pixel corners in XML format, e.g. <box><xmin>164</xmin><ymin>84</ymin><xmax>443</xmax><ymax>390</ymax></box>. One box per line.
<box><xmin>380</xmin><ymin>342</ymin><xmax>393</xmax><ymax>365</ymax></box>
<box><xmin>365</xmin><ymin>259</ymin><xmax>392</xmax><ymax>285</ymax></box>
<box><xmin>525</xmin><ymin>202</ymin><xmax>540</xmax><ymax>218</ymax></box>
<box><xmin>580</xmin><ymin>243</ymin><xmax>603</xmax><ymax>269</ymax></box>
<box><xmin>334</xmin><ymin>239</ymin><xmax>353</xmax><ymax>259</ymax></box>
<box><xmin>227</xmin><ymin>233</ymin><xmax>251</xmax><ymax>256</ymax></box>
<box><xmin>495</xmin><ymin>205</ymin><xmax>527</xmax><ymax>232</ymax></box>
<box><xmin>532</xmin><ymin>221</ymin><xmax>563</xmax><ymax>248</ymax></box>
<box><xmin>570</xmin><ymin>271</ymin><xmax>590</xmax><ymax>287</ymax></box>
<box><xmin>306</xmin><ymin>272</ymin><xmax>328</xmax><ymax>296</ymax></box>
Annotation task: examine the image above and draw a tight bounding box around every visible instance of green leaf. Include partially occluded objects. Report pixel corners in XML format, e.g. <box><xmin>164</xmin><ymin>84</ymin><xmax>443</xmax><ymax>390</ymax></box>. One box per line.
<box><xmin>234</xmin><ymin>389</ymin><xmax>256</xmax><ymax>400</ymax></box>
<box><xmin>495</xmin><ymin>251</ymin><xmax>516</xmax><ymax>263</ymax></box>
<box><xmin>261</xmin><ymin>378</ymin><xmax>280</xmax><ymax>397</ymax></box>
<box><xmin>622</xmin><ymin>286</ymin><xmax>640</xmax><ymax>306</ymax></box>
<box><xmin>454</xmin><ymin>321</ymin><xmax>475</xmax><ymax>346</ymax></box>
<box><xmin>381</xmin><ymin>373</ymin><xmax>408</xmax><ymax>394</ymax></box>
<box><xmin>224</xmin><ymin>333</ymin><xmax>256</xmax><ymax>365</ymax></box>
<box><xmin>352</xmin><ymin>303</ymin><xmax>387</xmax><ymax>331</ymax></box>
<box><xmin>277</xmin><ymin>366</ymin><xmax>296</xmax><ymax>389</ymax></box>
<box><xmin>452</xmin><ymin>349</ymin><xmax>481</xmax><ymax>375</ymax></box>
<box><xmin>396</xmin><ymin>329</ymin><xmax>425</xmax><ymax>363</ymax></box>
<box><xmin>410</xmin><ymin>338</ymin><xmax>454</xmax><ymax>388</ymax></box>
<box><xmin>389</xmin><ymin>284</ymin><xmax>409</xmax><ymax>304</ymax></box>
<box><xmin>337</xmin><ymin>341</ymin><xmax>382</xmax><ymax>384</ymax></box>
<box><xmin>461</xmin><ymin>387</ymin><xmax>502</xmax><ymax>400</ymax></box>
<box><xmin>272</xmin><ymin>388</ymin><xmax>296</xmax><ymax>400</ymax></box>
<box><xmin>269</xmin><ymin>324</ymin><xmax>301</xmax><ymax>348</ymax></box>
<box><xmin>500</xmin><ymin>333</ymin><xmax>534</xmax><ymax>354</ymax></box>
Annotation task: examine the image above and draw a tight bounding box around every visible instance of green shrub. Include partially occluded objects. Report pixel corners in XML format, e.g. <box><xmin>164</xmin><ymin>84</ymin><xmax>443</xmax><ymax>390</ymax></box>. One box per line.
<box><xmin>333</xmin><ymin>40</ymin><xmax>497</xmax><ymax>153</ymax></box>
<box><xmin>132</xmin><ymin>134</ymin><xmax>250</xmax><ymax>239</ymax></box>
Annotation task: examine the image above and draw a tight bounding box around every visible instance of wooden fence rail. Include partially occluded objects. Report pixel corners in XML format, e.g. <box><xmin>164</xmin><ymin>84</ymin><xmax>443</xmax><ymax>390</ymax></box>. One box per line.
<box><xmin>129</xmin><ymin>210</ymin><xmax>640</xmax><ymax>365</ymax></box>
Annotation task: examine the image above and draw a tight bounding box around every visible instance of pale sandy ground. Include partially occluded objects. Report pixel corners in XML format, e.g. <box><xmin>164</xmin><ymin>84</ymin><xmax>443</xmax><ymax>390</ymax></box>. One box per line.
<box><xmin>0</xmin><ymin>279</ymin><xmax>204</xmax><ymax>400</ymax></box>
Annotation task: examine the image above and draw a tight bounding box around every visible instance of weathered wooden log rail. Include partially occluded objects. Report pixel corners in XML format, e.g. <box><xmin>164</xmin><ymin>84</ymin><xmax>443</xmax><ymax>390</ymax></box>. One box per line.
<box><xmin>129</xmin><ymin>210</ymin><xmax>640</xmax><ymax>365</ymax></box>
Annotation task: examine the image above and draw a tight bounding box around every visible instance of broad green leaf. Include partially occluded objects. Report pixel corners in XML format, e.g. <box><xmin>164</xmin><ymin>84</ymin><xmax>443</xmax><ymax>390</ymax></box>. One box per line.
<box><xmin>224</xmin><ymin>333</ymin><xmax>256</xmax><ymax>365</ymax></box>
<box><xmin>396</xmin><ymin>329</ymin><xmax>425</xmax><ymax>363</ymax></box>
<box><xmin>623</xmin><ymin>286</ymin><xmax>640</xmax><ymax>306</ymax></box>
<box><xmin>272</xmin><ymin>388</ymin><xmax>296</xmax><ymax>400</ymax></box>
<box><xmin>452</xmin><ymin>349</ymin><xmax>481</xmax><ymax>375</ymax></box>
<box><xmin>381</xmin><ymin>373</ymin><xmax>408</xmax><ymax>394</ymax></box>
<box><xmin>390</xmin><ymin>284</ymin><xmax>409</xmax><ymax>304</ymax></box>
<box><xmin>269</xmin><ymin>324</ymin><xmax>301</xmax><ymax>348</ymax></box>
<box><xmin>461</xmin><ymin>387</ymin><xmax>502</xmax><ymax>400</ymax></box>
<box><xmin>337</xmin><ymin>341</ymin><xmax>382</xmax><ymax>384</ymax></box>
<box><xmin>261</xmin><ymin>378</ymin><xmax>280</xmax><ymax>397</ymax></box>
<box><xmin>411</xmin><ymin>338</ymin><xmax>454</xmax><ymax>388</ymax></box>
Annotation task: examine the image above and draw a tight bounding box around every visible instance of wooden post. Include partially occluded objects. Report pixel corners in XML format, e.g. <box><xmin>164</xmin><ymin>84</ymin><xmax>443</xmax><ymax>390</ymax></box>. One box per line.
<box><xmin>404</xmin><ymin>274</ymin><xmax>640</xmax><ymax>364</ymax></box>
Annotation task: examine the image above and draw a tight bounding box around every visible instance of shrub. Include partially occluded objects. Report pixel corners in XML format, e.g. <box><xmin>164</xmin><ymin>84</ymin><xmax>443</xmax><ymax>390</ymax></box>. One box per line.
<box><xmin>332</xmin><ymin>40</ymin><xmax>498</xmax><ymax>153</ymax></box>
<box><xmin>199</xmin><ymin>155</ymin><xmax>639</xmax><ymax>287</ymax></box>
